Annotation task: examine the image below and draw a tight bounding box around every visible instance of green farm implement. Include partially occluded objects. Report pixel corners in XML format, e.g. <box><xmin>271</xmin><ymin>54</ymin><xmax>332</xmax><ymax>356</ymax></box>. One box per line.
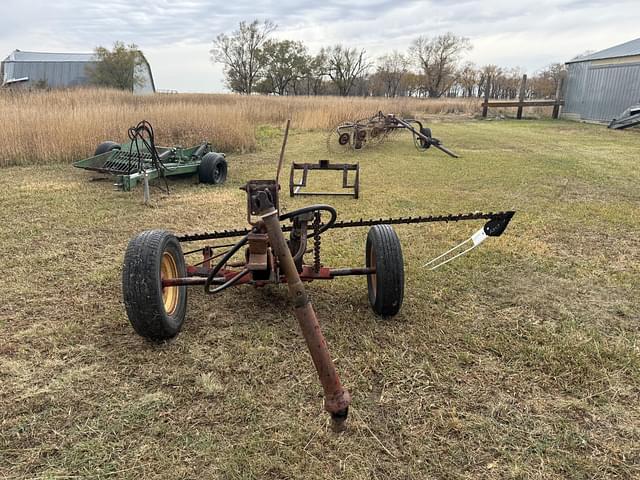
<box><xmin>73</xmin><ymin>120</ymin><xmax>227</xmax><ymax>191</ymax></box>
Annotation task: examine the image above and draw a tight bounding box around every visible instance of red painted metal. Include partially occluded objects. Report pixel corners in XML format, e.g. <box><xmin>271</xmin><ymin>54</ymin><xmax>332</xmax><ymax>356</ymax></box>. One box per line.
<box><xmin>259</xmin><ymin>207</ymin><xmax>351</xmax><ymax>429</ymax></box>
<box><xmin>165</xmin><ymin>266</ymin><xmax>374</xmax><ymax>287</ymax></box>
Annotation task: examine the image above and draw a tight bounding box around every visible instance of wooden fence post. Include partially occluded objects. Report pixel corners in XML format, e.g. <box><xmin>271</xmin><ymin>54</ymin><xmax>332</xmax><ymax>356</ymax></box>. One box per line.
<box><xmin>516</xmin><ymin>74</ymin><xmax>527</xmax><ymax>120</ymax></box>
<box><xmin>482</xmin><ymin>76</ymin><xmax>490</xmax><ymax>118</ymax></box>
<box><xmin>552</xmin><ymin>75</ymin><xmax>565</xmax><ymax>119</ymax></box>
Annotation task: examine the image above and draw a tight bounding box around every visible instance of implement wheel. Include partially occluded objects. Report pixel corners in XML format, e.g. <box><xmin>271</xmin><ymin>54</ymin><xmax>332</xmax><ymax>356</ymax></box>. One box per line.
<box><xmin>418</xmin><ymin>127</ymin><xmax>432</xmax><ymax>149</ymax></box>
<box><xmin>338</xmin><ymin>132</ymin><xmax>350</xmax><ymax>145</ymax></box>
<box><xmin>122</xmin><ymin>230</ymin><xmax>187</xmax><ymax>340</ymax></box>
<box><xmin>366</xmin><ymin>225</ymin><xmax>404</xmax><ymax>317</ymax></box>
<box><xmin>94</xmin><ymin>141</ymin><xmax>120</xmax><ymax>156</ymax></box>
<box><xmin>199</xmin><ymin>152</ymin><xmax>227</xmax><ymax>184</ymax></box>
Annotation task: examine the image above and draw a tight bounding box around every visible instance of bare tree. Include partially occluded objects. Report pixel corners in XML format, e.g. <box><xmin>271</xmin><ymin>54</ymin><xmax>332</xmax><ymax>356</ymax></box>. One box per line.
<box><xmin>478</xmin><ymin>64</ymin><xmax>501</xmax><ymax>98</ymax></box>
<box><xmin>211</xmin><ymin>20</ymin><xmax>276</xmax><ymax>94</ymax></box>
<box><xmin>458</xmin><ymin>62</ymin><xmax>479</xmax><ymax>97</ymax></box>
<box><xmin>375</xmin><ymin>51</ymin><xmax>410</xmax><ymax>97</ymax></box>
<box><xmin>410</xmin><ymin>33</ymin><xmax>471</xmax><ymax>97</ymax></box>
<box><xmin>300</xmin><ymin>50</ymin><xmax>328</xmax><ymax>95</ymax></box>
<box><xmin>325</xmin><ymin>45</ymin><xmax>371</xmax><ymax>96</ymax></box>
<box><xmin>401</xmin><ymin>72</ymin><xmax>427</xmax><ymax>97</ymax></box>
<box><xmin>530</xmin><ymin>63</ymin><xmax>565</xmax><ymax>98</ymax></box>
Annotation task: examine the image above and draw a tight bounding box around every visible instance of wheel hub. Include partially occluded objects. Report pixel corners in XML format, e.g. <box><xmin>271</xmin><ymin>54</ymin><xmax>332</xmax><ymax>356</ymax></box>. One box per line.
<box><xmin>161</xmin><ymin>252</ymin><xmax>179</xmax><ymax>315</ymax></box>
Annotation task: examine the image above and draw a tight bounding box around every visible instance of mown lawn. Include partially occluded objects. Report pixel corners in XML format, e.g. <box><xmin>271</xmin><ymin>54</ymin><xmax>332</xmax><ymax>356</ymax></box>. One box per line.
<box><xmin>1</xmin><ymin>120</ymin><xmax>638</xmax><ymax>479</ymax></box>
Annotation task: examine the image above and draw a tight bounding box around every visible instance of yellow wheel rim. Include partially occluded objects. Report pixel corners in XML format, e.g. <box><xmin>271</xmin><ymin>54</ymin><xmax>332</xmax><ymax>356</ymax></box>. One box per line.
<box><xmin>161</xmin><ymin>252</ymin><xmax>179</xmax><ymax>315</ymax></box>
<box><xmin>369</xmin><ymin>248</ymin><xmax>377</xmax><ymax>300</ymax></box>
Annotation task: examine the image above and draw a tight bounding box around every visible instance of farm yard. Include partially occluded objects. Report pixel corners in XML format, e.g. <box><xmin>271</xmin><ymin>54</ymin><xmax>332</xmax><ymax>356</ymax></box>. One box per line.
<box><xmin>0</xmin><ymin>91</ymin><xmax>639</xmax><ymax>479</ymax></box>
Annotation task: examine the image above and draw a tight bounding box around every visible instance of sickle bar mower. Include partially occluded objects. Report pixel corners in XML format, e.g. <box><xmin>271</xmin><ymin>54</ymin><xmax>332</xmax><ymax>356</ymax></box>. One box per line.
<box><xmin>121</xmin><ymin>124</ymin><xmax>515</xmax><ymax>428</ymax></box>
<box><xmin>122</xmin><ymin>186</ymin><xmax>514</xmax><ymax>428</ymax></box>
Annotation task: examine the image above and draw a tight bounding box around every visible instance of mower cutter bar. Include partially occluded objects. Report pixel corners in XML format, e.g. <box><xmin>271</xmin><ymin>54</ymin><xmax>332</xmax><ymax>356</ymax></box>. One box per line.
<box><xmin>177</xmin><ymin>211</ymin><xmax>515</xmax><ymax>243</ymax></box>
<box><xmin>328</xmin><ymin>211</ymin><xmax>514</xmax><ymax>230</ymax></box>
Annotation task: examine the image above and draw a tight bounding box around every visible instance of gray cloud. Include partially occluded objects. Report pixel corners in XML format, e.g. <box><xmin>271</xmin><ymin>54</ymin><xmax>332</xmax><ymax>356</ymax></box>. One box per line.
<box><xmin>1</xmin><ymin>0</ymin><xmax>638</xmax><ymax>91</ymax></box>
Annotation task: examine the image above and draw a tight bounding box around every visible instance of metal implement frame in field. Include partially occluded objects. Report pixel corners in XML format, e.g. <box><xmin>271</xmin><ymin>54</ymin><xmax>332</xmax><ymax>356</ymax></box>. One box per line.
<box><xmin>74</xmin><ymin>142</ymin><xmax>209</xmax><ymax>190</ymax></box>
<box><xmin>121</xmin><ymin>121</ymin><xmax>515</xmax><ymax>428</ymax></box>
<box><xmin>73</xmin><ymin>121</ymin><xmax>227</xmax><ymax>192</ymax></box>
<box><xmin>328</xmin><ymin>111</ymin><xmax>459</xmax><ymax>158</ymax></box>
<box><xmin>289</xmin><ymin>160</ymin><xmax>360</xmax><ymax>198</ymax></box>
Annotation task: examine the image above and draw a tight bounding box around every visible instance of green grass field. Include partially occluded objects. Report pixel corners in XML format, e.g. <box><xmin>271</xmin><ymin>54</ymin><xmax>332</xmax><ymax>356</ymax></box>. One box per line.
<box><xmin>1</xmin><ymin>120</ymin><xmax>638</xmax><ymax>479</ymax></box>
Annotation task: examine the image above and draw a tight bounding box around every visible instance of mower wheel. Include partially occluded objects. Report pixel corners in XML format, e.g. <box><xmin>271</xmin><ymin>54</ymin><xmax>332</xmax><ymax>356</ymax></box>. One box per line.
<box><xmin>122</xmin><ymin>230</ymin><xmax>187</xmax><ymax>340</ymax></box>
<box><xmin>199</xmin><ymin>153</ymin><xmax>227</xmax><ymax>184</ymax></box>
<box><xmin>366</xmin><ymin>225</ymin><xmax>404</xmax><ymax>317</ymax></box>
<box><xmin>94</xmin><ymin>141</ymin><xmax>121</xmax><ymax>156</ymax></box>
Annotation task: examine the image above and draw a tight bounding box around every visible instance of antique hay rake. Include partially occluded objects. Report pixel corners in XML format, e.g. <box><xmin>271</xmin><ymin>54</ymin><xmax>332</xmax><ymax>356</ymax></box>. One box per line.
<box><xmin>328</xmin><ymin>111</ymin><xmax>459</xmax><ymax>157</ymax></box>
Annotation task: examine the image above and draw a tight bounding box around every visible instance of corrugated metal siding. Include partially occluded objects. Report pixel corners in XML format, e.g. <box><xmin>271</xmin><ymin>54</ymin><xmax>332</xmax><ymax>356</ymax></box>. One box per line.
<box><xmin>563</xmin><ymin>61</ymin><xmax>640</xmax><ymax>122</ymax></box>
<box><xmin>2</xmin><ymin>60</ymin><xmax>14</xmax><ymax>82</ymax></box>
<box><xmin>2</xmin><ymin>61</ymin><xmax>96</xmax><ymax>88</ymax></box>
<box><xmin>2</xmin><ymin>59</ymin><xmax>155</xmax><ymax>93</ymax></box>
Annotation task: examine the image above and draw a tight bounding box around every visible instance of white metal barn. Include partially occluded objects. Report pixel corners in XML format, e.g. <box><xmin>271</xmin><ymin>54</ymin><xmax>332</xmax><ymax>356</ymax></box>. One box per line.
<box><xmin>0</xmin><ymin>50</ymin><xmax>155</xmax><ymax>94</ymax></box>
<box><xmin>563</xmin><ymin>37</ymin><xmax>640</xmax><ymax>123</ymax></box>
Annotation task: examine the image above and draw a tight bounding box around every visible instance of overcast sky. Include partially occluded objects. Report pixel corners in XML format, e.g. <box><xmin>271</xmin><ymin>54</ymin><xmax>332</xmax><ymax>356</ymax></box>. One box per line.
<box><xmin>1</xmin><ymin>0</ymin><xmax>638</xmax><ymax>92</ymax></box>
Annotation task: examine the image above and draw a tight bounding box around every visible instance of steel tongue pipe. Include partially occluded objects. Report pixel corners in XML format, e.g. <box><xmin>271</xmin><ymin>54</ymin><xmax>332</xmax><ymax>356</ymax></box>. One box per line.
<box><xmin>258</xmin><ymin>204</ymin><xmax>351</xmax><ymax>430</ymax></box>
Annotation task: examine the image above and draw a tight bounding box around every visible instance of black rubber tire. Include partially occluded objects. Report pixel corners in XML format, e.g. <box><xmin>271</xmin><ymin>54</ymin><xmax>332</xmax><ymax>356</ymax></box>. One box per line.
<box><xmin>419</xmin><ymin>128</ymin><xmax>432</xmax><ymax>149</ymax></box>
<box><xmin>198</xmin><ymin>152</ymin><xmax>227</xmax><ymax>184</ymax></box>
<box><xmin>94</xmin><ymin>141</ymin><xmax>121</xmax><ymax>156</ymax></box>
<box><xmin>366</xmin><ymin>225</ymin><xmax>404</xmax><ymax>317</ymax></box>
<box><xmin>122</xmin><ymin>230</ymin><xmax>188</xmax><ymax>340</ymax></box>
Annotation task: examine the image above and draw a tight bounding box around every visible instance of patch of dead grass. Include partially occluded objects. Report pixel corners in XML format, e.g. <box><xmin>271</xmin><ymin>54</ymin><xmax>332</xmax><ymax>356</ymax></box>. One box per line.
<box><xmin>0</xmin><ymin>120</ymin><xmax>638</xmax><ymax>478</ymax></box>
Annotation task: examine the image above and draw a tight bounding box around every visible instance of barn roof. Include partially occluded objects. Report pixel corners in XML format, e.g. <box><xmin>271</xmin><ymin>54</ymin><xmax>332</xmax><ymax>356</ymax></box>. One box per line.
<box><xmin>3</xmin><ymin>50</ymin><xmax>96</xmax><ymax>63</ymax></box>
<box><xmin>567</xmin><ymin>37</ymin><xmax>640</xmax><ymax>64</ymax></box>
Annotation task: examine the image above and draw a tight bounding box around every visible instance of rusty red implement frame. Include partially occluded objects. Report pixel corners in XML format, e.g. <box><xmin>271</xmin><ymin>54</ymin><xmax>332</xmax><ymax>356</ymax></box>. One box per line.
<box><xmin>163</xmin><ymin>266</ymin><xmax>374</xmax><ymax>287</ymax></box>
<box><xmin>162</xmin><ymin>190</ymin><xmax>513</xmax><ymax>428</ymax></box>
<box><xmin>329</xmin><ymin>111</ymin><xmax>459</xmax><ymax>157</ymax></box>
<box><xmin>122</xmin><ymin>121</ymin><xmax>515</xmax><ymax>429</ymax></box>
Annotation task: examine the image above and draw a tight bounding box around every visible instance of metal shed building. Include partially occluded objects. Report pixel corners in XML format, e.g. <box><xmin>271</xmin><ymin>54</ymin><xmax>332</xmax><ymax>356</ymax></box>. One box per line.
<box><xmin>0</xmin><ymin>50</ymin><xmax>155</xmax><ymax>94</ymax></box>
<box><xmin>563</xmin><ymin>37</ymin><xmax>640</xmax><ymax>123</ymax></box>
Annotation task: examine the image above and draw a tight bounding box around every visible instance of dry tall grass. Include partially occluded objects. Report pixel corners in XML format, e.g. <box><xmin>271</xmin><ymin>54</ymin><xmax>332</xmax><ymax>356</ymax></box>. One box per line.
<box><xmin>0</xmin><ymin>89</ymin><xmax>484</xmax><ymax>166</ymax></box>
<box><xmin>2</xmin><ymin>122</ymin><xmax>639</xmax><ymax>478</ymax></box>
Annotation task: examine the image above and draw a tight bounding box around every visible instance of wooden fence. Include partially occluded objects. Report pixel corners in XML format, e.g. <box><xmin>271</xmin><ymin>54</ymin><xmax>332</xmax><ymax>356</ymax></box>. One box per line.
<box><xmin>482</xmin><ymin>74</ymin><xmax>564</xmax><ymax>119</ymax></box>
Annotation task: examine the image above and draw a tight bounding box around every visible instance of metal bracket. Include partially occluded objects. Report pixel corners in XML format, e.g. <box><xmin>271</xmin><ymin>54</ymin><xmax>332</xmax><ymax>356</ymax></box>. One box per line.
<box><xmin>289</xmin><ymin>160</ymin><xmax>359</xmax><ymax>198</ymax></box>
<box><xmin>241</xmin><ymin>180</ymin><xmax>280</xmax><ymax>224</ymax></box>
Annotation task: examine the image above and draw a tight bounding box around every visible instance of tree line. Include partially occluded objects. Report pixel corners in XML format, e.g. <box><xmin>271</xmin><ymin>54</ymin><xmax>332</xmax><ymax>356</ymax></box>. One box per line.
<box><xmin>211</xmin><ymin>20</ymin><xmax>564</xmax><ymax>99</ymax></box>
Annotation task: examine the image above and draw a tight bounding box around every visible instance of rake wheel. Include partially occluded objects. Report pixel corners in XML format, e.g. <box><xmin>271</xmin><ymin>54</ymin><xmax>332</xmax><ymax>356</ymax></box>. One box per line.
<box><xmin>327</xmin><ymin>122</ymin><xmax>357</xmax><ymax>154</ymax></box>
